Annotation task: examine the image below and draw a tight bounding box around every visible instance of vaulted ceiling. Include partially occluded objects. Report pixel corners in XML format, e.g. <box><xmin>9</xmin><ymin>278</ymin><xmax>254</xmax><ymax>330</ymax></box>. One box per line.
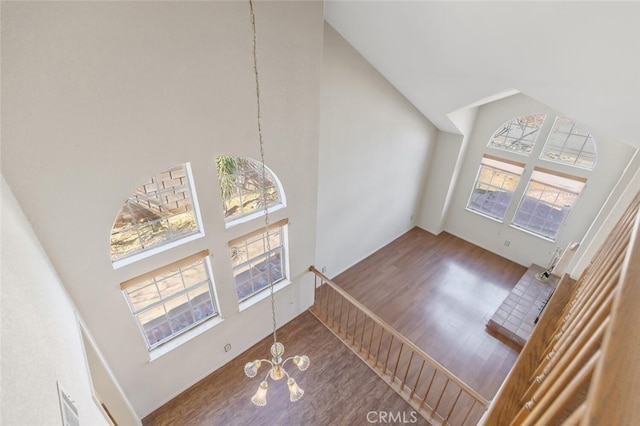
<box><xmin>324</xmin><ymin>1</ymin><xmax>640</xmax><ymax>146</ymax></box>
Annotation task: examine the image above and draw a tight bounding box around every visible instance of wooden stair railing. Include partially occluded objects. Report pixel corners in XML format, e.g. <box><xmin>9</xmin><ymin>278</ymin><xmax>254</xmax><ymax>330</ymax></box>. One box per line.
<box><xmin>308</xmin><ymin>266</ymin><xmax>490</xmax><ymax>426</ymax></box>
<box><xmin>483</xmin><ymin>191</ymin><xmax>640</xmax><ymax>425</ymax></box>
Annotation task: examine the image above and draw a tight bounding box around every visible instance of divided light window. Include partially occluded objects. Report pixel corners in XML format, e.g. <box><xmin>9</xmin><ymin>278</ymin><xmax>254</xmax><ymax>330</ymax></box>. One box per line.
<box><xmin>120</xmin><ymin>250</ymin><xmax>218</xmax><ymax>349</ymax></box>
<box><xmin>467</xmin><ymin>155</ymin><xmax>525</xmax><ymax>221</ymax></box>
<box><xmin>540</xmin><ymin>116</ymin><xmax>596</xmax><ymax>170</ymax></box>
<box><xmin>216</xmin><ymin>156</ymin><xmax>283</xmax><ymax>224</ymax></box>
<box><xmin>229</xmin><ymin>219</ymin><xmax>288</xmax><ymax>302</ymax></box>
<box><xmin>110</xmin><ymin>164</ymin><xmax>199</xmax><ymax>262</ymax></box>
<box><xmin>512</xmin><ymin>168</ymin><xmax>586</xmax><ymax>241</ymax></box>
<box><xmin>488</xmin><ymin>114</ymin><xmax>546</xmax><ymax>156</ymax></box>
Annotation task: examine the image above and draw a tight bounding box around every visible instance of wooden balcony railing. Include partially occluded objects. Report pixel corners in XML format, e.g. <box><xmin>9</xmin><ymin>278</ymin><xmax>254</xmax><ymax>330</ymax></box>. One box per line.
<box><xmin>308</xmin><ymin>266</ymin><xmax>490</xmax><ymax>426</ymax></box>
<box><xmin>483</xmin><ymin>191</ymin><xmax>640</xmax><ymax>425</ymax></box>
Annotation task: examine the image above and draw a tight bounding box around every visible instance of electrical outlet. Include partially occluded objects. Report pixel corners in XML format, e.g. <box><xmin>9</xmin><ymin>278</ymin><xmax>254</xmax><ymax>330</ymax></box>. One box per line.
<box><xmin>224</xmin><ymin>343</ymin><xmax>232</xmax><ymax>352</ymax></box>
<box><xmin>321</xmin><ymin>266</ymin><xmax>327</xmax><ymax>273</ymax></box>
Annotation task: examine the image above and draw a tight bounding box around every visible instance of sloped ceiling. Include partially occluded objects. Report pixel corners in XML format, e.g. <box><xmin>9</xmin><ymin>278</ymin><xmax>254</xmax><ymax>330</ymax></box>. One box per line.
<box><xmin>324</xmin><ymin>1</ymin><xmax>640</xmax><ymax>145</ymax></box>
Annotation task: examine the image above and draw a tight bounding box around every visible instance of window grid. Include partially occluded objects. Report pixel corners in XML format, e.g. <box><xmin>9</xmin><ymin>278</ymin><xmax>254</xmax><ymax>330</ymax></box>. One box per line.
<box><xmin>124</xmin><ymin>257</ymin><xmax>217</xmax><ymax>349</ymax></box>
<box><xmin>216</xmin><ymin>156</ymin><xmax>281</xmax><ymax>224</ymax></box>
<box><xmin>110</xmin><ymin>164</ymin><xmax>199</xmax><ymax>262</ymax></box>
<box><xmin>512</xmin><ymin>181</ymin><xmax>579</xmax><ymax>241</ymax></box>
<box><xmin>488</xmin><ymin>114</ymin><xmax>546</xmax><ymax>156</ymax></box>
<box><xmin>230</xmin><ymin>227</ymin><xmax>285</xmax><ymax>302</ymax></box>
<box><xmin>467</xmin><ymin>163</ymin><xmax>522</xmax><ymax>221</ymax></box>
<box><xmin>540</xmin><ymin>116</ymin><xmax>596</xmax><ymax>169</ymax></box>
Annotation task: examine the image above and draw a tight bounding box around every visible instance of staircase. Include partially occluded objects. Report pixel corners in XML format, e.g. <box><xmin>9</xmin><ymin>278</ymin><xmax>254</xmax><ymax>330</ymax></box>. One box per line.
<box><xmin>484</xmin><ymin>191</ymin><xmax>640</xmax><ymax>424</ymax></box>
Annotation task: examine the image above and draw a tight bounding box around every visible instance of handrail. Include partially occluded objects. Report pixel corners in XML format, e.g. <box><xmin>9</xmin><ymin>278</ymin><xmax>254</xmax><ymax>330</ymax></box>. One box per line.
<box><xmin>308</xmin><ymin>265</ymin><xmax>490</xmax><ymax>408</ymax></box>
<box><xmin>483</xmin><ymin>190</ymin><xmax>640</xmax><ymax>424</ymax></box>
<box><xmin>584</xmin><ymin>208</ymin><xmax>640</xmax><ymax>424</ymax></box>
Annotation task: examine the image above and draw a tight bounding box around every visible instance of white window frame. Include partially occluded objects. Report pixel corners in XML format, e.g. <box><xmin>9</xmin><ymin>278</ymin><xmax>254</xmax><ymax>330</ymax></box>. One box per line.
<box><xmin>487</xmin><ymin>114</ymin><xmax>546</xmax><ymax>156</ymax></box>
<box><xmin>467</xmin><ymin>155</ymin><xmax>525</xmax><ymax>221</ymax></box>
<box><xmin>539</xmin><ymin>116</ymin><xmax>597</xmax><ymax>170</ymax></box>
<box><xmin>229</xmin><ymin>219</ymin><xmax>289</xmax><ymax>303</ymax></box>
<box><xmin>120</xmin><ymin>250</ymin><xmax>219</xmax><ymax>350</ymax></box>
<box><xmin>511</xmin><ymin>168</ymin><xmax>586</xmax><ymax>241</ymax></box>
<box><xmin>111</xmin><ymin>163</ymin><xmax>204</xmax><ymax>269</ymax></box>
<box><xmin>215</xmin><ymin>156</ymin><xmax>287</xmax><ymax>228</ymax></box>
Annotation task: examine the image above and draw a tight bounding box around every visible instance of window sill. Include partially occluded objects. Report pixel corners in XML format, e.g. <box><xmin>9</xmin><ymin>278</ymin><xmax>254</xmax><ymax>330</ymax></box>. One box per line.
<box><xmin>112</xmin><ymin>232</ymin><xmax>205</xmax><ymax>270</ymax></box>
<box><xmin>465</xmin><ymin>207</ymin><xmax>505</xmax><ymax>224</ymax></box>
<box><xmin>238</xmin><ymin>280</ymin><xmax>291</xmax><ymax>313</ymax></box>
<box><xmin>224</xmin><ymin>204</ymin><xmax>285</xmax><ymax>229</ymax></box>
<box><xmin>509</xmin><ymin>224</ymin><xmax>556</xmax><ymax>242</ymax></box>
<box><xmin>148</xmin><ymin>315</ymin><xmax>224</xmax><ymax>362</ymax></box>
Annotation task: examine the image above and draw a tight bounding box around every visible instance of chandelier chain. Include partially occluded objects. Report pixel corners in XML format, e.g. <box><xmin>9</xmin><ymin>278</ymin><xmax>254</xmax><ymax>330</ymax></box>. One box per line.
<box><xmin>249</xmin><ymin>0</ymin><xmax>277</xmax><ymax>346</ymax></box>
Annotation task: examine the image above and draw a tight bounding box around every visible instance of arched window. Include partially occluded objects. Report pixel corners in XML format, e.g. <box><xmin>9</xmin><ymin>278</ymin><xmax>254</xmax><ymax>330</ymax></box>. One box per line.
<box><xmin>215</xmin><ymin>156</ymin><xmax>285</xmax><ymax>225</ymax></box>
<box><xmin>110</xmin><ymin>163</ymin><xmax>200</xmax><ymax>263</ymax></box>
<box><xmin>488</xmin><ymin>114</ymin><xmax>546</xmax><ymax>155</ymax></box>
<box><xmin>470</xmin><ymin>113</ymin><xmax>592</xmax><ymax>242</ymax></box>
<box><xmin>540</xmin><ymin>116</ymin><xmax>597</xmax><ymax>169</ymax></box>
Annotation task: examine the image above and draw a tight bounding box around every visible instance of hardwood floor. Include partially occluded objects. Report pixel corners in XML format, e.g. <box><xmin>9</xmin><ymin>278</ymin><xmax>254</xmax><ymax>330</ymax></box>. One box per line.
<box><xmin>332</xmin><ymin>227</ymin><xmax>526</xmax><ymax>399</ymax></box>
<box><xmin>144</xmin><ymin>227</ymin><xmax>525</xmax><ymax>425</ymax></box>
<box><xmin>143</xmin><ymin>311</ymin><xmax>428</xmax><ymax>426</ymax></box>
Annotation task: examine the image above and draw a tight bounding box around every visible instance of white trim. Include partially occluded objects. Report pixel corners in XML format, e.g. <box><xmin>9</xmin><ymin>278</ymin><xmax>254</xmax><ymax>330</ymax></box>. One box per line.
<box><xmin>224</xmin><ymin>203</ymin><xmax>285</xmax><ymax>229</ymax></box>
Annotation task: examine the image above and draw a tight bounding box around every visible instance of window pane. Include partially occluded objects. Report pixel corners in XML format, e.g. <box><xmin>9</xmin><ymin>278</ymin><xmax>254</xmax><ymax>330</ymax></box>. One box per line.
<box><xmin>127</xmin><ymin>281</ymin><xmax>161</xmax><ymax>312</ymax></box>
<box><xmin>156</xmin><ymin>273</ymin><xmax>185</xmax><ymax>299</ymax></box>
<box><xmin>488</xmin><ymin>114</ymin><xmax>546</xmax><ymax>155</ymax></box>
<box><xmin>122</xmin><ymin>254</ymin><xmax>218</xmax><ymax>349</ymax></box>
<box><xmin>540</xmin><ymin>116</ymin><xmax>597</xmax><ymax>169</ymax></box>
<box><xmin>467</xmin><ymin>158</ymin><xmax>523</xmax><ymax>221</ymax></box>
<box><xmin>229</xmin><ymin>227</ymin><xmax>286</xmax><ymax>302</ymax></box>
<box><xmin>512</xmin><ymin>171</ymin><xmax>584</xmax><ymax>240</ymax></box>
<box><xmin>139</xmin><ymin>305</ymin><xmax>171</xmax><ymax>347</ymax></box>
<box><xmin>110</xmin><ymin>164</ymin><xmax>200</xmax><ymax>262</ymax></box>
<box><xmin>181</xmin><ymin>261</ymin><xmax>208</xmax><ymax>286</ymax></box>
<box><xmin>215</xmin><ymin>156</ymin><xmax>283</xmax><ymax>224</ymax></box>
<box><xmin>189</xmin><ymin>287</ymin><xmax>214</xmax><ymax>321</ymax></box>
<box><xmin>166</xmin><ymin>294</ymin><xmax>195</xmax><ymax>334</ymax></box>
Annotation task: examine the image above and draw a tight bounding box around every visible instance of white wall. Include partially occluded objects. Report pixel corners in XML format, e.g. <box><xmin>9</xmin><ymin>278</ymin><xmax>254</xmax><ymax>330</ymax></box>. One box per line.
<box><xmin>316</xmin><ymin>23</ymin><xmax>437</xmax><ymax>277</ymax></box>
<box><xmin>81</xmin><ymin>326</ymin><xmax>141</xmax><ymax>426</ymax></box>
<box><xmin>2</xmin><ymin>1</ymin><xmax>323</xmax><ymax>416</ymax></box>
<box><xmin>443</xmin><ymin>93</ymin><xmax>636</xmax><ymax>267</ymax></box>
<box><xmin>1</xmin><ymin>178</ymin><xmax>111</xmax><ymax>426</ymax></box>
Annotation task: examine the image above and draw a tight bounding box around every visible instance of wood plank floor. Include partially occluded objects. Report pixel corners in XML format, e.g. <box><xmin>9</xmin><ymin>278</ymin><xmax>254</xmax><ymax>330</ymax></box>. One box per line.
<box><xmin>143</xmin><ymin>311</ymin><xmax>428</xmax><ymax>426</ymax></box>
<box><xmin>143</xmin><ymin>227</ymin><xmax>525</xmax><ymax>425</ymax></box>
<box><xmin>332</xmin><ymin>227</ymin><xmax>526</xmax><ymax>399</ymax></box>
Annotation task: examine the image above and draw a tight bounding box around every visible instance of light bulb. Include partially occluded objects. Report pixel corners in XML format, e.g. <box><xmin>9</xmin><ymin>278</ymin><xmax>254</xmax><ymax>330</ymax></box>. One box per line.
<box><xmin>293</xmin><ymin>355</ymin><xmax>310</xmax><ymax>371</ymax></box>
<box><xmin>287</xmin><ymin>378</ymin><xmax>304</xmax><ymax>402</ymax></box>
<box><xmin>244</xmin><ymin>360</ymin><xmax>261</xmax><ymax>378</ymax></box>
<box><xmin>251</xmin><ymin>381</ymin><xmax>268</xmax><ymax>407</ymax></box>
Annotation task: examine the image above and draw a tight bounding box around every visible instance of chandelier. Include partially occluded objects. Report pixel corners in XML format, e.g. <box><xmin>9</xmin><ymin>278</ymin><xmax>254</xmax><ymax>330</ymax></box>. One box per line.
<box><xmin>243</xmin><ymin>0</ymin><xmax>309</xmax><ymax>407</ymax></box>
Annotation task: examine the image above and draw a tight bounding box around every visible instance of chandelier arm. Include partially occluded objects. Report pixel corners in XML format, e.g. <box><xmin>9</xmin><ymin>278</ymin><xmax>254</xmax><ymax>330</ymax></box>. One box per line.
<box><xmin>281</xmin><ymin>356</ymin><xmax>295</xmax><ymax>366</ymax></box>
<box><xmin>263</xmin><ymin>368</ymin><xmax>273</xmax><ymax>382</ymax></box>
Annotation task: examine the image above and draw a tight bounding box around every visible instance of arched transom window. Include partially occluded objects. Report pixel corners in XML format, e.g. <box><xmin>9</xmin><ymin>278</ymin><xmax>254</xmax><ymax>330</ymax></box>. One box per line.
<box><xmin>215</xmin><ymin>156</ymin><xmax>285</xmax><ymax>225</ymax></box>
<box><xmin>110</xmin><ymin>163</ymin><xmax>200</xmax><ymax>263</ymax></box>
<box><xmin>487</xmin><ymin>114</ymin><xmax>546</xmax><ymax>155</ymax></box>
<box><xmin>540</xmin><ymin>116</ymin><xmax>597</xmax><ymax>170</ymax></box>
